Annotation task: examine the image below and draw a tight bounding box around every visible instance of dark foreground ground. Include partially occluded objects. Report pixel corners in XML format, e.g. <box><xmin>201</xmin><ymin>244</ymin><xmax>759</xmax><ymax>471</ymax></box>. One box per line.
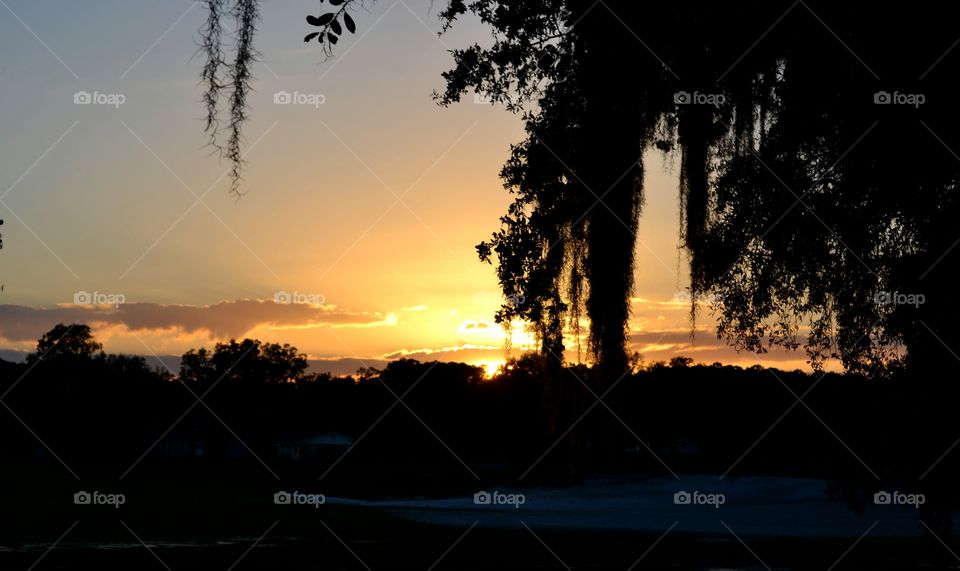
<box><xmin>3</xmin><ymin>463</ymin><xmax>960</xmax><ymax>570</ymax></box>
<box><xmin>5</xmin><ymin>360</ymin><xmax>960</xmax><ymax>568</ymax></box>
<box><xmin>3</xmin><ymin>494</ymin><xmax>959</xmax><ymax>571</ymax></box>
<box><xmin>1</xmin><ymin>512</ymin><xmax>957</xmax><ymax>570</ymax></box>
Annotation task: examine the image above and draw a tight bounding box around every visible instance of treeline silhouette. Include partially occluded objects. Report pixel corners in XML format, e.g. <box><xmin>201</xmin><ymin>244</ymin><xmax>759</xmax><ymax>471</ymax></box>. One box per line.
<box><xmin>1</xmin><ymin>323</ymin><xmax>957</xmax><ymax>521</ymax></box>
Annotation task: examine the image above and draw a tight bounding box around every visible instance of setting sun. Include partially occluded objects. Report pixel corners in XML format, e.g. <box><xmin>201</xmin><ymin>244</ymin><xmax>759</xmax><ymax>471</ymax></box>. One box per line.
<box><xmin>473</xmin><ymin>359</ymin><xmax>506</xmax><ymax>379</ymax></box>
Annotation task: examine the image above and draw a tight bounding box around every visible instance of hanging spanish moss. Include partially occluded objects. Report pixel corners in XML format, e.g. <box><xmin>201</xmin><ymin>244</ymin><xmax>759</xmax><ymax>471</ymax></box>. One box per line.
<box><xmin>199</xmin><ymin>0</ymin><xmax>227</xmax><ymax>150</ymax></box>
<box><xmin>200</xmin><ymin>0</ymin><xmax>362</xmax><ymax>193</ymax></box>
<box><xmin>199</xmin><ymin>0</ymin><xmax>259</xmax><ymax>195</ymax></box>
<box><xmin>225</xmin><ymin>0</ymin><xmax>260</xmax><ymax>195</ymax></box>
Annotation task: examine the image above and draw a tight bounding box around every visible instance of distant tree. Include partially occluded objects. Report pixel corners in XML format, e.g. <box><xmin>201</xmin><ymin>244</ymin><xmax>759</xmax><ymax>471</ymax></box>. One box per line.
<box><xmin>355</xmin><ymin>366</ymin><xmax>381</xmax><ymax>382</ymax></box>
<box><xmin>258</xmin><ymin>340</ymin><xmax>309</xmax><ymax>383</ymax></box>
<box><xmin>179</xmin><ymin>347</ymin><xmax>216</xmax><ymax>383</ymax></box>
<box><xmin>299</xmin><ymin>371</ymin><xmax>336</xmax><ymax>384</ymax></box>
<box><xmin>26</xmin><ymin>323</ymin><xmax>103</xmax><ymax>365</ymax></box>
<box><xmin>180</xmin><ymin>338</ymin><xmax>307</xmax><ymax>385</ymax></box>
<box><xmin>101</xmin><ymin>354</ymin><xmax>171</xmax><ymax>386</ymax></box>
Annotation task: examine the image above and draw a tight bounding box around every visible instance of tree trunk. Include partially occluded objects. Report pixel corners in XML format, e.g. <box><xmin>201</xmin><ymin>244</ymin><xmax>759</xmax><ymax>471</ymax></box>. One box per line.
<box><xmin>575</xmin><ymin>0</ymin><xmax>646</xmax><ymax>470</ymax></box>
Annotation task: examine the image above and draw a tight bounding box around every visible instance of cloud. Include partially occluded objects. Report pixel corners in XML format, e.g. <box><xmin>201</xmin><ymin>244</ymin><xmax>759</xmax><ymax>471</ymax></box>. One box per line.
<box><xmin>0</xmin><ymin>301</ymin><xmax>835</xmax><ymax>374</ymax></box>
<box><xmin>459</xmin><ymin>320</ymin><xmax>492</xmax><ymax>331</ymax></box>
<box><xmin>308</xmin><ymin>357</ymin><xmax>391</xmax><ymax>376</ymax></box>
<box><xmin>381</xmin><ymin>343</ymin><xmax>505</xmax><ymax>362</ymax></box>
<box><xmin>0</xmin><ymin>300</ymin><xmax>393</xmax><ymax>344</ymax></box>
<box><xmin>270</xmin><ymin>312</ymin><xmax>398</xmax><ymax>330</ymax></box>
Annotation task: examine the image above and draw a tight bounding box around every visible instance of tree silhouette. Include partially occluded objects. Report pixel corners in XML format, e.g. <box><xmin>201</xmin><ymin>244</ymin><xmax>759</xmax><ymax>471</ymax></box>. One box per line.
<box><xmin>442</xmin><ymin>1</ymin><xmax>960</xmax><ymax>382</ymax></box>
<box><xmin>180</xmin><ymin>338</ymin><xmax>308</xmax><ymax>385</ymax></box>
<box><xmin>26</xmin><ymin>323</ymin><xmax>104</xmax><ymax>365</ymax></box>
<box><xmin>199</xmin><ymin>1</ymin><xmax>960</xmax><ymax>384</ymax></box>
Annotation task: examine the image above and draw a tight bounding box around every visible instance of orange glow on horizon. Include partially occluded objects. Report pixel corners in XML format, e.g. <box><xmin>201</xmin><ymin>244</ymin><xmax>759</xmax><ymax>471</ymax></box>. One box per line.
<box><xmin>473</xmin><ymin>359</ymin><xmax>506</xmax><ymax>379</ymax></box>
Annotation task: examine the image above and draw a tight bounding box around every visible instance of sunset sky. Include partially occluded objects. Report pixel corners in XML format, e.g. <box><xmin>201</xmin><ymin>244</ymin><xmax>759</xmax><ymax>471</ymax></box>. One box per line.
<box><xmin>0</xmin><ymin>0</ymin><xmax>820</xmax><ymax>374</ymax></box>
